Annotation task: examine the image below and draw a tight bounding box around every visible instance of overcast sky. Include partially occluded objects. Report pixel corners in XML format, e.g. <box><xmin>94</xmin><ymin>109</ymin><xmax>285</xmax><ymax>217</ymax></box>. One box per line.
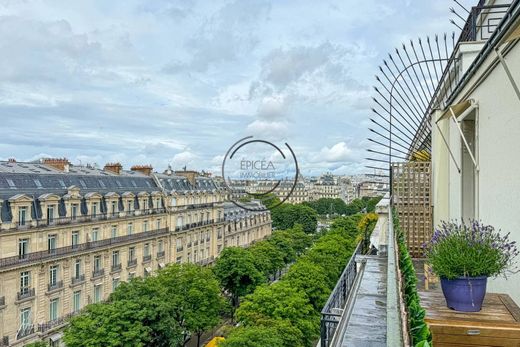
<box><xmin>0</xmin><ymin>0</ymin><xmax>473</xmax><ymax>176</ymax></box>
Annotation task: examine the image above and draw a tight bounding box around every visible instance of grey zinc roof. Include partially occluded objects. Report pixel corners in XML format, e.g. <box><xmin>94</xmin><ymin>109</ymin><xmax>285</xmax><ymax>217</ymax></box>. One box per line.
<box><xmin>0</xmin><ymin>164</ymin><xmax>158</xmax><ymax>201</ymax></box>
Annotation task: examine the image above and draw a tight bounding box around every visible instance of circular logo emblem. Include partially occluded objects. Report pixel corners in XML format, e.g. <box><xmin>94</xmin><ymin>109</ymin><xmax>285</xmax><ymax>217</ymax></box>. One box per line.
<box><xmin>221</xmin><ymin>136</ymin><xmax>299</xmax><ymax>211</ymax></box>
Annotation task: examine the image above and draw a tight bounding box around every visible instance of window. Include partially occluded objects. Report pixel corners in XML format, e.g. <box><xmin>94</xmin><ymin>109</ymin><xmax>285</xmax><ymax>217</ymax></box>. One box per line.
<box><xmin>144</xmin><ymin>243</ymin><xmax>150</xmax><ymax>257</ymax></box>
<box><xmin>156</xmin><ymin>219</ymin><xmax>161</xmax><ymax>229</ymax></box>
<box><xmin>143</xmin><ymin>220</ymin><xmax>148</xmax><ymax>232</ymax></box>
<box><xmin>93</xmin><ymin>284</ymin><xmax>102</xmax><ymax>303</ymax></box>
<box><xmin>156</xmin><ymin>198</ymin><xmax>161</xmax><ymax>209</ymax></box>
<box><xmin>91</xmin><ymin>202</ymin><xmax>98</xmax><ymax>217</ymax></box>
<box><xmin>20</xmin><ymin>307</ymin><xmax>31</xmax><ymax>329</ymax></box>
<box><xmin>47</xmin><ymin>205</ymin><xmax>55</xmax><ymax>223</ymax></box>
<box><xmin>20</xmin><ymin>271</ymin><xmax>30</xmax><ymax>293</ymax></box>
<box><xmin>128</xmin><ymin>272</ymin><xmax>135</xmax><ymax>280</ymax></box>
<box><xmin>111</xmin><ymin>226</ymin><xmax>117</xmax><ymax>238</ymax></box>
<box><xmin>158</xmin><ymin>240</ymin><xmax>164</xmax><ymax>253</ymax></box>
<box><xmin>93</xmin><ymin>255</ymin><xmax>102</xmax><ymax>272</ymax></box>
<box><xmin>176</xmin><ymin>256</ymin><xmax>182</xmax><ymax>264</ymax></box>
<box><xmin>176</xmin><ymin>239</ymin><xmax>182</xmax><ymax>252</ymax></box>
<box><xmin>112</xmin><ymin>251</ymin><xmax>120</xmax><ymax>266</ymax></box>
<box><xmin>49</xmin><ymin>265</ymin><xmax>59</xmax><ymax>286</ymax></box>
<box><xmin>91</xmin><ymin>228</ymin><xmax>99</xmax><ymax>242</ymax></box>
<box><xmin>19</xmin><ymin>207</ymin><xmax>27</xmax><ymax>226</ymax></box>
<box><xmin>171</xmin><ymin>197</ymin><xmax>177</xmax><ymax>206</ymax></box>
<box><xmin>111</xmin><ymin>201</ymin><xmax>117</xmax><ymax>215</ymax></box>
<box><xmin>72</xmin><ymin>231</ymin><xmax>79</xmax><ymax>248</ymax></box>
<box><xmin>127</xmin><ymin>200</ymin><xmax>132</xmax><ymax>212</ymax></box>
<box><xmin>18</xmin><ymin>238</ymin><xmax>29</xmax><ymax>259</ymax></box>
<box><xmin>129</xmin><ymin>247</ymin><xmax>136</xmax><ymax>260</ymax></box>
<box><xmin>47</xmin><ymin>234</ymin><xmax>57</xmax><ymax>253</ymax></box>
<box><xmin>143</xmin><ymin>198</ymin><xmax>148</xmax><ymax>210</ymax></box>
<box><xmin>176</xmin><ymin>216</ymin><xmax>183</xmax><ymax>227</ymax></box>
<box><xmin>73</xmin><ymin>291</ymin><xmax>81</xmax><ymax>312</ymax></box>
<box><xmin>71</xmin><ymin>204</ymin><xmax>79</xmax><ymax>220</ymax></box>
<box><xmin>127</xmin><ymin>223</ymin><xmax>133</xmax><ymax>235</ymax></box>
<box><xmin>112</xmin><ymin>278</ymin><xmax>120</xmax><ymax>291</ymax></box>
<box><xmin>49</xmin><ymin>298</ymin><xmax>59</xmax><ymax>321</ymax></box>
<box><xmin>74</xmin><ymin>259</ymin><xmax>81</xmax><ymax>279</ymax></box>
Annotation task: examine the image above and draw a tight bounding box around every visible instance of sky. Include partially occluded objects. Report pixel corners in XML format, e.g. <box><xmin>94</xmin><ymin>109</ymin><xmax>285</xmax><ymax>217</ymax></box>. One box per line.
<box><xmin>0</xmin><ymin>0</ymin><xmax>474</xmax><ymax>176</ymax></box>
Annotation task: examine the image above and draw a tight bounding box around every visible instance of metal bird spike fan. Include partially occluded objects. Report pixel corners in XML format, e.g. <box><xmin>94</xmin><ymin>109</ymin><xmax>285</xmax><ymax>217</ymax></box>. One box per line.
<box><xmin>366</xmin><ymin>33</ymin><xmax>457</xmax><ymax>185</ymax></box>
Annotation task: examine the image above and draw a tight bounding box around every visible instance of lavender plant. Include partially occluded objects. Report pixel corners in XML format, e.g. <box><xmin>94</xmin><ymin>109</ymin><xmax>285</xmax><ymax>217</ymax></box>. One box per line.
<box><xmin>423</xmin><ymin>220</ymin><xmax>519</xmax><ymax>279</ymax></box>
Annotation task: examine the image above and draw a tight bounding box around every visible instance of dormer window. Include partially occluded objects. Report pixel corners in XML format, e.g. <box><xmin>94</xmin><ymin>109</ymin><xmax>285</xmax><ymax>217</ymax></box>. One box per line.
<box><xmin>47</xmin><ymin>204</ymin><xmax>55</xmax><ymax>223</ymax></box>
<box><xmin>143</xmin><ymin>199</ymin><xmax>148</xmax><ymax>210</ymax></box>
<box><xmin>92</xmin><ymin>202</ymin><xmax>98</xmax><ymax>217</ymax></box>
<box><xmin>19</xmin><ymin>207</ymin><xmax>27</xmax><ymax>226</ymax></box>
<box><xmin>71</xmin><ymin>204</ymin><xmax>79</xmax><ymax>220</ymax></box>
<box><xmin>111</xmin><ymin>201</ymin><xmax>117</xmax><ymax>216</ymax></box>
<box><xmin>127</xmin><ymin>200</ymin><xmax>132</xmax><ymax>212</ymax></box>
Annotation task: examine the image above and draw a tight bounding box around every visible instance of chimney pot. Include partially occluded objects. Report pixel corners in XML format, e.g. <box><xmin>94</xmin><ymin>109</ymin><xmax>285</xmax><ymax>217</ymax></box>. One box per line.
<box><xmin>131</xmin><ymin>165</ymin><xmax>153</xmax><ymax>176</ymax></box>
<box><xmin>42</xmin><ymin>158</ymin><xmax>70</xmax><ymax>172</ymax></box>
<box><xmin>104</xmin><ymin>162</ymin><xmax>123</xmax><ymax>175</ymax></box>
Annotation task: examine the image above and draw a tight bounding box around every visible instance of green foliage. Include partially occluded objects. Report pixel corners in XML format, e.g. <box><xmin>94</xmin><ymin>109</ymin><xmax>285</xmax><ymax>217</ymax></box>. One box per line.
<box><xmin>303</xmin><ymin>198</ymin><xmax>348</xmax><ymax>216</ymax></box>
<box><xmin>25</xmin><ymin>342</ymin><xmax>48</xmax><ymax>347</ymax></box>
<box><xmin>65</xmin><ymin>263</ymin><xmax>226</xmax><ymax>347</ymax></box>
<box><xmin>249</xmin><ymin>241</ymin><xmax>285</xmax><ymax>277</ymax></box>
<box><xmin>423</xmin><ymin>220</ymin><xmax>519</xmax><ymax>279</ymax></box>
<box><xmin>236</xmin><ymin>282</ymin><xmax>319</xmax><ymax>347</ymax></box>
<box><xmin>213</xmin><ymin>247</ymin><xmax>265</xmax><ymax>307</ymax></box>
<box><xmin>284</xmin><ymin>259</ymin><xmax>330</xmax><ymax>310</ymax></box>
<box><xmin>393</xmin><ymin>211</ymin><xmax>432</xmax><ymax>346</ymax></box>
<box><xmin>271</xmin><ymin>204</ymin><xmax>318</xmax><ymax>233</ymax></box>
<box><xmin>230</xmin><ymin>214</ymin><xmax>369</xmax><ymax>347</ymax></box>
<box><xmin>64</xmin><ymin>301</ymin><xmax>152</xmax><ymax>347</ymax></box>
<box><xmin>218</xmin><ymin>326</ymin><xmax>285</xmax><ymax>347</ymax></box>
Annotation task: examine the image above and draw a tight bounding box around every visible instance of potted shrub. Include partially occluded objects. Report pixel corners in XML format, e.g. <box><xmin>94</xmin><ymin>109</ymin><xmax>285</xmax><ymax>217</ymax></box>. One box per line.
<box><xmin>424</xmin><ymin>220</ymin><xmax>518</xmax><ymax>312</ymax></box>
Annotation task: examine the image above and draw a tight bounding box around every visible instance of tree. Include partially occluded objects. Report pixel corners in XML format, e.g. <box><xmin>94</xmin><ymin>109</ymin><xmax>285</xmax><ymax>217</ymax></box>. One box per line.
<box><xmin>109</xmin><ymin>276</ymin><xmax>184</xmax><ymax>346</ymax></box>
<box><xmin>63</xmin><ymin>301</ymin><xmax>152</xmax><ymax>347</ymax></box>
<box><xmin>235</xmin><ymin>282</ymin><xmax>319</xmax><ymax>347</ymax></box>
<box><xmin>271</xmin><ymin>204</ymin><xmax>318</xmax><ymax>233</ymax></box>
<box><xmin>284</xmin><ymin>259</ymin><xmax>330</xmax><ymax>310</ymax></box>
<box><xmin>157</xmin><ymin>264</ymin><xmax>226</xmax><ymax>347</ymax></box>
<box><xmin>266</xmin><ymin>231</ymin><xmax>297</xmax><ymax>264</ymax></box>
<box><xmin>249</xmin><ymin>241</ymin><xmax>285</xmax><ymax>277</ymax></box>
<box><xmin>213</xmin><ymin>247</ymin><xmax>264</xmax><ymax>309</ymax></box>
<box><xmin>218</xmin><ymin>326</ymin><xmax>285</xmax><ymax>347</ymax></box>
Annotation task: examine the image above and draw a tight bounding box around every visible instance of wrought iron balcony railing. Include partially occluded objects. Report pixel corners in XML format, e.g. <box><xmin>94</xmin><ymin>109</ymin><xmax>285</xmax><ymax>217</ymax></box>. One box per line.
<box><xmin>71</xmin><ymin>274</ymin><xmax>85</xmax><ymax>284</ymax></box>
<box><xmin>16</xmin><ymin>325</ymin><xmax>34</xmax><ymax>340</ymax></box>
<box><xmin>0</xmin><ymin>227</ymin><xmax>169</xmax><ymax>269</ymax></box>
<box><xmin>157</xmin><ymin>251</ymin><xmax>165</xmax><ymax>258</ymax></box>
<box><xmin>92</xmin><ymin>269</ymin><xmax>105</xmax><ymax>278</ymax></box>
<box><xmin>17</xmin><ymin>288</ymin><xmax>35</xmax><ymax>301</ymax></box>
<box><xmin>127</xmin><ymin>258</ymin><xmax>137</xmax><ymax>267</ymax></box>
<box><xmin>47</xmin><ymin>280</ymin><xmax>63</xmax><ymax>292</ymax></box>
<box><xmin>142</xmin><ymin>255</ymin><xmax>152</xmax><ymax>262</ymax></box>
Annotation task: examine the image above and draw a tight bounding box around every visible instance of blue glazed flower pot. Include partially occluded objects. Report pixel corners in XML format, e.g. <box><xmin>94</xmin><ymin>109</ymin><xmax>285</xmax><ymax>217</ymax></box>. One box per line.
<box><xmin>440</xmin><ymin>276</ymin><xmax>488</xmax><ymax>312</ymax></box>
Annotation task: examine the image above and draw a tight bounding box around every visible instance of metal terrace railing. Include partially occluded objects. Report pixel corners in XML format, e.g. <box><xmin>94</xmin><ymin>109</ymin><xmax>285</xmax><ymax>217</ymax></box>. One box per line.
<box><xmin>319</xmin><ymin>242</ymin><xmax>363</xmax><ymax>347</ymax></box>
<box><xmin>459</xmin><ymin>2</ymin><xmax>510</xmax><ymax>42</ymax></box>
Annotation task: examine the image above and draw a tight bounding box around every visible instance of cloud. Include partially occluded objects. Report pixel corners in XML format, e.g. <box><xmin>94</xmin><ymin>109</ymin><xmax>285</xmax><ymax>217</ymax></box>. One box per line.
<box><xmin>311</xmin><ymin>142</ymin><xmax>352</xmax><ymax>163</ymax></box>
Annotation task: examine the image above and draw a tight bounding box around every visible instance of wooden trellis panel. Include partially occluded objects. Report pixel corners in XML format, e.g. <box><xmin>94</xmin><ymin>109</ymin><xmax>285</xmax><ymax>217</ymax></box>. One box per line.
<box><xmin>392</xmin><ymin>161</ymin><xmax>432</xmax><ymax>258</ymax></box>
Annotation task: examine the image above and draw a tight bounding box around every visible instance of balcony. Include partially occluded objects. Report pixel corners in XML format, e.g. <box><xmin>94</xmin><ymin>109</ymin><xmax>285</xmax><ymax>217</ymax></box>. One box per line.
<box><xmin>0</xmin><ymin>227</ymin><xmax>169</xmax><ymax>270</ymax></box>
<box><xmin>4</xmin><ymin>208</ymin><xmax>168</xmax><ymax>231</ymax></box>
<box><xmin>71</xmin><ymin>274</ymin><xmax>85</xmax><ymax>285</ymax></box>
<box><xmin>157</xmin><ymin>251</ymin><xmax>165</xmax><ymax>258</ymax></box>
<box><xmin>459</xmin><ymin>2</ymin><xmax>510</xmax><ymax>42</ymax></box>
<box><xmin>37</xmin><ymin>313</ymin><xmax>74</xmax><ymax>333</ymax></box>
<box><xmin>16</xmin><ymin>325</ymin><xmax>34</xmax><ymax>340</ymax></box>
<box><xmin>47</xmin><ymin>280</ymin><xmax>63</xmax><ymax>292</ymax></box>
<box><xmin>111</xmin><ymin>263</ymin><xmax>122</xmax><ymax>272</ymax></box>
<box><xmin>127</xmin><ymin>258</ymin><xmax>137</xmax><ymax>267</ymax></box>
<box><xmin>92</xmin><ymin>268</ymin><xmax>105</xmax><ymax>278</ymax></box>
<box><xmin>17</xmin><ymin>288</ymin><xmax>35</xmax><ymax>301</ymax></box>
<box><xmin>142</xmin><ymin>255</ymin><xmax>152</xmax><ymax>262</ymax></box>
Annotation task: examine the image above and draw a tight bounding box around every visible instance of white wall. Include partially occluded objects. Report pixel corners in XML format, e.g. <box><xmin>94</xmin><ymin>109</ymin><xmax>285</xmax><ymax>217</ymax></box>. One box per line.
<box><xmin>432</xmin><ymin>41</ymin><xmax>520</xmax><ymax>303</ymax></box>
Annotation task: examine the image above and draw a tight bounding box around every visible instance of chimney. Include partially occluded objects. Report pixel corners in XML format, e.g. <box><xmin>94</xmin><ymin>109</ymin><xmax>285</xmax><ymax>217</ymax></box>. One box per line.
<box><xmin>42</xmin><ymin>158</ymin><xmax>70</xmax><ymax>172</ymax></box>
<box><xmin>7</xmin><ymin>158</ymin><xmax>16</xmax><ymax>163</ymax></box>
<box><xmin>131</xmin><ymin>165</ymin><xmax>153</xmax><ymax>176</ymax></box>
<box><xmin>175</xmin><ymin>170</ymin><xmax>198</xmax><ymax>186</ymax></box>
<box><xmin>104</xmin><ymin>162</ymin><xmax>123</xmax><ymax>175</ymax></box>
